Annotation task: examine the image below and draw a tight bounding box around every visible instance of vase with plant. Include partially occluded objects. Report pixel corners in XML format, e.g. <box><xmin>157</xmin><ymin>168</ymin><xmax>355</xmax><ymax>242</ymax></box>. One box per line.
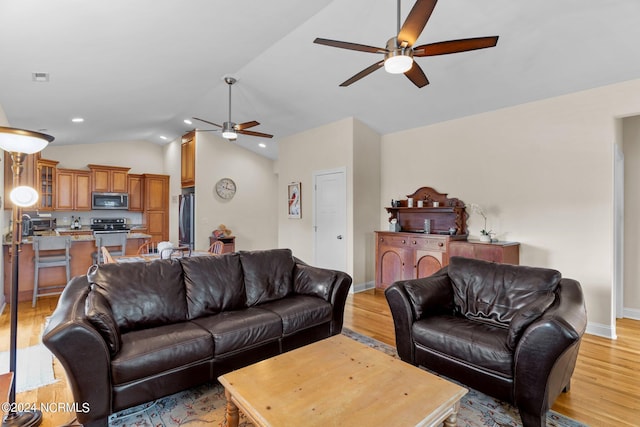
<box><xmin>467</xmin><ymin>203</ymin><xmax>492</xmax><ymax>242</ymax></box>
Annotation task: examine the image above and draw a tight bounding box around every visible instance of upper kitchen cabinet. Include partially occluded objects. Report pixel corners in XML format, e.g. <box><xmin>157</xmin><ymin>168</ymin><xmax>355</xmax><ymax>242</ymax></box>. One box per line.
<box><xmin>181</xmin><ymin>131</ymin><xmax>195</xmax><ymax>188</ymax></box>
<box><xmin>36</xmin><ymin>158</ymin><xmax>60</xmax><ymax>211</ymax></box>
<box><xmin>127</xmin><ymin>174</ymin><xmax>144</xmax><ymax>212</ymax></box>
<box><xmin>56</xmin><ymin>168</ymin><xmax>92</xmax><ymax>211</ymax></box>
<box><xmin>88</xmin><ymin>164</ymin><xmax>130</xmax><ymax>193</ymax></box>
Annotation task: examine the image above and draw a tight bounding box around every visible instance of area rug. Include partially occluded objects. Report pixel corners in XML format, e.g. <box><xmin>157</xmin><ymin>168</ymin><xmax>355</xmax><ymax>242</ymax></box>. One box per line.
<box><xmin>109</xmin><ymin>329</ymin><xmax>587</xmax><ymax>427</ymax></box>
<box><xmin>0</xmin><ymin>344</ymin><xmax>57</xmax><ymax>392</ymax></box>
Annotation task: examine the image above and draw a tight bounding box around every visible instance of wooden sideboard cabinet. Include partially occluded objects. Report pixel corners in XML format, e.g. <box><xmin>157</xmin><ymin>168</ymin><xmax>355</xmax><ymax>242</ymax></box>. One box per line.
<box><xmin>448</xmin><ymin>240</ymin><xmax>520</xmax><ymax>265</ymax></box>
<box><xmin>375</xmin><ymin>231</ymin><xmax>466</xmax><ymax>291</ymax></box>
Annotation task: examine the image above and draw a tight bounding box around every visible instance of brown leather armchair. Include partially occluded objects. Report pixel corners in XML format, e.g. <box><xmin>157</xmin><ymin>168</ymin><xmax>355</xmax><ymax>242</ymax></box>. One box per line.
<box><xmin>385</xmin><ymin>256</ymin><xmax>587</xmax><ymax>427</ymax></box>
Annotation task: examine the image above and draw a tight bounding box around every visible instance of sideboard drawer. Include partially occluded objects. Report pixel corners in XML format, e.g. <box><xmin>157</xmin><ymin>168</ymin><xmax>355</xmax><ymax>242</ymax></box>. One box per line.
<box><xmin>408</xmin><ymin>236</ymin><xmax>447</xmax><ymax>252</ymax></box>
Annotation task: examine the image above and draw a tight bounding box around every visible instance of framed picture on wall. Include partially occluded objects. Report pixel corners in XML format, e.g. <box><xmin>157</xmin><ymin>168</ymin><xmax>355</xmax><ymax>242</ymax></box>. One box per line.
<box><xmin>288</xmin><ymin>182</ymin><xmax>301</xmax><ymax>219</ymax></box>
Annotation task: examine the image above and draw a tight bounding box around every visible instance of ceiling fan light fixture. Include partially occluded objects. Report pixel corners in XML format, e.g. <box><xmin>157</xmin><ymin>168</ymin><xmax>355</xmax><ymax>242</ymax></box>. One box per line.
<box><xmin>222</xmin><ymin>122</ymin><xmax>237</xmax><ymax>140</ymax></box>
<box><xmin>384</xmin><ymin>54</ymin><xmax>413</xmax><ymax>74</ymax></box>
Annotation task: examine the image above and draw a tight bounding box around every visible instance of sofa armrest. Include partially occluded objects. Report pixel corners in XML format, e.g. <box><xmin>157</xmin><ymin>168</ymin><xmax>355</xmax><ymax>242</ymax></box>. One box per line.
<box><xmin>384</xmin><ymin>268</ymin><xmax>453</xmax><ymax>363</ymax></box>
<box><xmin>513</xmin><ymin>278</ymin><xmax>587</xmax><ymax>416</ymax></box>
<box><xmin>293</xmin><ymin>262</ymin><xmax>352</xmax><ymax>335</ymax></box>
<box><xmin>42</xmin><ymin>276</ymin><xmax>113</xmax><ymax>427</ymax></box>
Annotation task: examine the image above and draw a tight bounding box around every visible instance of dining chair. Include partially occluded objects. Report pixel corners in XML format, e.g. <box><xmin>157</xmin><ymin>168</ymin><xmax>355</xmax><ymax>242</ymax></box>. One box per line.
<box><xmin>93</xmin><ymin>232</ymin><xmax>128</xmax><ymax>264</ymax></box>
<box><xmin>137</xmin><ymin>240</ymin><xmax>160</xmax><ymax>255</ymax></box>
<box><xmin>32</xmin><ymin>235</ymin><xmax>72</xmax><ymax>307</ymax></box>
<box><xmin>208</xmin><ymin>241</ymin><xmax>224</xmax><ymax>255</ymax></box>
<box><xmin>101</xmin><ymin>246</ymin><xmax>116</xmax><ymax>264</ymax></box>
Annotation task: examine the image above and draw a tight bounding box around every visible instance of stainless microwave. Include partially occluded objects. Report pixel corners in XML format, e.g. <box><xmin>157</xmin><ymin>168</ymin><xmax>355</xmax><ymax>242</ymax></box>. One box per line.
<box><xmin>92</xmin><ymin>192</ymin><xmax>129</xmax><ymax>210</ymax></box>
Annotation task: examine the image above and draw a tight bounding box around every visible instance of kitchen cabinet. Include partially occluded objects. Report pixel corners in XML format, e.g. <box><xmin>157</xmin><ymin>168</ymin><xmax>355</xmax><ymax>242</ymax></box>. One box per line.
<box><xmin>88</xmin><ymin>164</ymin><xmax>130</xmax><ymax>193</ymax></box>
<box><xmin>143</xmin><ymin>174</ymin><xmax>169</xmax><ymax>242</ymax></box>
<box><xmin>56</xmin><ymin>168</ymin><xmax>92</xmax><ymax>211</ymax></box>
<box><xmin>375</xmin><ymin>231</ymin><xmax>462</xmax><ymax>291</ymax></box>
<box><xmin>181</xmin><ymin>131</ymin><xmax>195</xmax><ymax>188</ymax></box>
<box><xmin>127</xmin><ymin>174</ymin><xmax>144</xmax><ymax>212</ymax></box>
<box><xmin>449</xmin><ymin>241</ymin><xmax>520</xmax><ymax>265</ymax></box>
<box><xmin>36</xmin><ymin>158</ymin><xmax>59</xmax><ymax>211</ymax></box>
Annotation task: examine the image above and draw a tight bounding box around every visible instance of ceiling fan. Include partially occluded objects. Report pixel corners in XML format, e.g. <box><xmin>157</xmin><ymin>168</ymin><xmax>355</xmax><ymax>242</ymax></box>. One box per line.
<box><xmin>193</xmin><ymin>77</ymin><xmax>273</xmax><ymax>140</ymax></box>
<box><xmin>314</xmin><ymin>0</ymin><xmax>499</xmax><ymax>88</ymax></box>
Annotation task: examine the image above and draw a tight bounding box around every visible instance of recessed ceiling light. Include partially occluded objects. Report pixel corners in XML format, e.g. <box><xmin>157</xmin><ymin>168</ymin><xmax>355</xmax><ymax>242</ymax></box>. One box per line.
<box><xmin>71</xmin><ymin>117</ymin><xmax>84</xmax><ymax>123</ymax></box>
<box><xmin>259</xmin><ymin>143</ymin><xmax>266</xmax><ymax>148</ymax></box>
<box><xmin>183</xmin><ymin>119</ymin><xmax>192</xmax><ymax>125</ymax></box>
<box><xmin>160</xmin><ymin>135</ymin><xmax>168</xmax><ymax>140</ymax></box>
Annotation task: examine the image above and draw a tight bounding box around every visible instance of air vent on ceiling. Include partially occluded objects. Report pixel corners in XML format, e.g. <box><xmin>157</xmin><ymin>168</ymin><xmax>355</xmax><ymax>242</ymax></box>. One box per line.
<box><xmin>32</xmin><ymin>72</ymin><xmax>49</xmax><ymax>82</ymax></box>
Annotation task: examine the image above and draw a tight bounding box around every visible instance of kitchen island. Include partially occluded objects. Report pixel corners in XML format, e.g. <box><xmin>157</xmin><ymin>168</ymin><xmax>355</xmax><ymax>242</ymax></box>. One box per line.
<box><xmin>3</xmin><ymin>232</ymin><xmax>151</xmax><ymax>303</ymax></box>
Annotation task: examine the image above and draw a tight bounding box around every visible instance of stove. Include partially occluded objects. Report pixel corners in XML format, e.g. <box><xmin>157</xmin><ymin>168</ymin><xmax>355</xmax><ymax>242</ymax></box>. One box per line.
<box><xmin>90</xmin><ymin>217</ymin><xmax>130</xmax><ymax>232</ymax></box>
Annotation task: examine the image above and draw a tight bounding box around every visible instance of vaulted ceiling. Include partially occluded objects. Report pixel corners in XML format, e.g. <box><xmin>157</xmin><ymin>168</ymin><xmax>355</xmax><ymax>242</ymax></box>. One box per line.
<box><xmin>2</xmin><ymin>1</ymin><xmax>640</xmax><ymax>159</ymax></box>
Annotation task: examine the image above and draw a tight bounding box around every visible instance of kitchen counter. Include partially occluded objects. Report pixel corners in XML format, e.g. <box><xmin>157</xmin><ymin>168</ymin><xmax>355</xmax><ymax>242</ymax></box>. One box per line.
<box><xmin>3</xmin><ymin>232</ymin><xmax>152</xmax><ymax>303</ymax></box>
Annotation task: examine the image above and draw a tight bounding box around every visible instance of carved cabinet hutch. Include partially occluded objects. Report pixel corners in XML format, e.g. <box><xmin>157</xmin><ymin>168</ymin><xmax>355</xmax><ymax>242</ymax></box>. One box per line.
<box><xmin>375</xmin><ymin>187</ymin><xmax>519</xmax><ymax>291</ymax></box>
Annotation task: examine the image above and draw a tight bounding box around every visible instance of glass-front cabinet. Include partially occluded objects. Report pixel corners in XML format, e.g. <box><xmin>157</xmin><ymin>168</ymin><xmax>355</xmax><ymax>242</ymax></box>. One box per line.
<box><xmin>37</xmin><ymin>158</ymin><xmax>59</xmax><ymax>211</ymax></box>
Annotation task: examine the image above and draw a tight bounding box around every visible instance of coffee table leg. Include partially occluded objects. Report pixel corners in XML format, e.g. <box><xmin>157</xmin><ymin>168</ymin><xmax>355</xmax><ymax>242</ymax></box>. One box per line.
<box><xmin>224</xmin><ymin>388</ymin><xmax>239</xmax><ymax>427</ymax></box>
<box><xmin>443</xmin><ymin>401</ymin><xmax>460</xmax><ymax>427</ymax></box>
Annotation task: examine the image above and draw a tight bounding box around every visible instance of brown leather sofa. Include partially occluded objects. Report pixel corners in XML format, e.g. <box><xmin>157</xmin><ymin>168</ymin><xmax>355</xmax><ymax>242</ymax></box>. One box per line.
<box><xmin>385</xmin><ymin>256</ymin><xmax>586</xmax><ymax>427</ymax></box>
<box><xmin>43</xmin><ymin>248</ymin><xmax>351</xmax><ymax>427</ymax></box>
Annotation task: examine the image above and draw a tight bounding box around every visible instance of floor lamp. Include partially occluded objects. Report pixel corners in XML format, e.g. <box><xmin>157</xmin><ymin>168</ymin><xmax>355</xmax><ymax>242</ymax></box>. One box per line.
<box><xmin>0</xmin><ymin>126</ymin><xmax>53</xmax><ymax>427</ymax></box>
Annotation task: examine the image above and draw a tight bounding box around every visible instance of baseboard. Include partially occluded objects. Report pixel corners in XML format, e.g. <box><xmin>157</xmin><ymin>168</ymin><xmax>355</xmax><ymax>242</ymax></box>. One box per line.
<box><xmin>586</xmin><ymin>321</ymin><xmax>617</xmax><ymax>339</ymax></box>
<box><xmin>352</xmin><ymin>281</ymin><xmax>375</xmax><ymax>293</ymax></box>
<box><xmin>622</xmin><ymin>307</ymin><xmax>640</xmax><ymax>320</ymax></box>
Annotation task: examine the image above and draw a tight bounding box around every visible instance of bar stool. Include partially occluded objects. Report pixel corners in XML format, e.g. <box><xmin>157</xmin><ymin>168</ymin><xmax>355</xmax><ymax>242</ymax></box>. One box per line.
<box><xmin>32</xmin><ymin>235</ymin><xmax>72</xmax><ymax>307</ymax></box>
<box><xmin>93</xmin><ymin>232</ymin><xmax>128</xmax><ymax>264</ymax></box>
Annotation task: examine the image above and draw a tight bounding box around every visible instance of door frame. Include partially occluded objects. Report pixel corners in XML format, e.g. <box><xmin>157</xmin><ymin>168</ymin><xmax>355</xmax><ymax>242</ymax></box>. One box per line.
<box><xmin>312</xmin><ymin>167</ymin><xmax>347</xmax><ymax>270</ymax></box>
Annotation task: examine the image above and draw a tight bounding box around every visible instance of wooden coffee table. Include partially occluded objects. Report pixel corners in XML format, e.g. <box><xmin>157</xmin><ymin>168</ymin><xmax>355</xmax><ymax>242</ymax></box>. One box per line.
<box><xmin>218</xmin><ymin>334</ymin><xmax>467</xmax><ymax>427</ymax></box>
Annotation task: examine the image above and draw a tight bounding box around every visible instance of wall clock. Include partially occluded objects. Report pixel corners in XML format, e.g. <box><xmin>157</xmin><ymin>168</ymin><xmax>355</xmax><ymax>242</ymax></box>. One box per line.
<box><xmin>215</xmin><ymin>178</ymin><xmax>236</xmax><ymax>200</ymax></box>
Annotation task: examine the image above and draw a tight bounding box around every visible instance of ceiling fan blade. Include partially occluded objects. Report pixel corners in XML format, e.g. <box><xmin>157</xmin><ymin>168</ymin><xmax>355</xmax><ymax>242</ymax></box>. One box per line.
<box><xmin>397</xmin><ymin>0</ymin><xmax>438</xmax><ymax>47</ymax></box>
<box><xmin>414</xmin><ymin>36</ymin><xmax>499</xmax><ymax>57</ymax></box>
<box><xmin>404</xmin><ymin>62</ymin><xmax>429</xmax><ymax>88</ymax></box>
<box><xmin>238</xmin><ymin>129</ymin><xmax>274</xmax><ymax>139</ymax></box>
<box><xmin>340</xmin><ymin>60</ymin><xmax>385</xmax><ymax>87</ymax></box>
<box><xmin>193</xmin><ymin>117</ymin><xmax>222</xmax><ymax>128</ymax></box>
<box><xmin>314</xmin><ymin>38</ymin><xmax>386</xmax><ymax>54</ymax></box>
<box><xmin>236</xmin><ymin>120</ymin><xmax>260</xmax><ymax>131</ymax></box>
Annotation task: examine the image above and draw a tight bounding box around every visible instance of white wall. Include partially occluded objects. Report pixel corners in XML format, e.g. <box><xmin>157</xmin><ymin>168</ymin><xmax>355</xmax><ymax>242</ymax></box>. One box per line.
<box><xmin>277</xmin><ymin>117</ymin><xmax>381</xmax><ymax>288</ymax></box>
<box><xmin>192</xmin><ymin>132</ymin><xmax>278</xmax><ymax>251</ymax></box>
<box><xmin>381</xmin><ymin>78</ymin><xmax>640</xmax><ymax>337</ymax></box>
<box><xmin>622</xmin><ymin>116</ymin><xmax>640</xmax><ymax>318</ymax></box>
<box><xmin>278</xmin><ymin>118</ymin><xmax>353</xmax><ymax>265</ymax></box>
<box><xmin>43</xmin><ymin>140</ymin><xmax>165</xmax><ymax>173</ymax></box>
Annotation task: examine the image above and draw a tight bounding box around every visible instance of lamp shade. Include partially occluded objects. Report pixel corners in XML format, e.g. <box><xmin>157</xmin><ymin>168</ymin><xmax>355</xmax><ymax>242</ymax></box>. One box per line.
<box><xmin>0</xmin><ymin>126</ymin><xmax>54</xmax><ymax>154</ymax></box>
<box><xmin>10</xmin><ymin>185</ymin><xmax>39</xmax><ymax>207</ymax></box>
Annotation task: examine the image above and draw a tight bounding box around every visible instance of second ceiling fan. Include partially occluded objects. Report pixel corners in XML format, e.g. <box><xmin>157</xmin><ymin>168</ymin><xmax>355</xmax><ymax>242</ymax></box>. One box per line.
<box><xmin>314</xmin><ymin>0</ymin><xmax>499</xmax><ymax>88</ymax></box>
<box><xmin>194</xmin><ymin>77</ymin><xmax>273</xmax><ymax>140</ymax></box>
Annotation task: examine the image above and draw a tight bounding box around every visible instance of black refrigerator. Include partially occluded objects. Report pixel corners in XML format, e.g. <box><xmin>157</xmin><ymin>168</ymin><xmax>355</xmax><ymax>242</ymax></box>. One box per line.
<box><xmin>179</xmin><ymin>191</ymin><xmax>195</xmax><ymax>250</ymax></box>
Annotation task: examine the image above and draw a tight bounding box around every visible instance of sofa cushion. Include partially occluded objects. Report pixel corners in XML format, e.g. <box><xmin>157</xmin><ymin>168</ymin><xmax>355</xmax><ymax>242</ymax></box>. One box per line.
<box><xmin>507</xmin><ymin>290</ymin><xmax>556</xmax><ymax>349</ymax></box>
<box><xmin>85</xmin><ymin>290</ymin><xmax>121</xmax><ymax>356</ymax></box>
<box><xmin>191</xmin><ymin>308</ymin><xmax>282</xmax><ymax>356</ymax></box>
<box><xmin>448</xmin><ymin>257</ymin><xmax>561</xmax><ymax>326</ymax></box>
<box><xmin>181</xmin><ymin>253</ymin><xmax>246</xmax><ymax>319</ymax></box>
<box><xmin>258</xmin><ymin>295</ymin><xmax>333</xmax><ymax>335</ymax></box>
<box><xmin>413</xmin><ymin>315</ymin><xmax>513</xmax><ymax>377</ymax></box>
<box><xmin>111</xmin><ymin>322</ymin><xmax>214</xmax><ymax>386</ymax></box>
<box><xmin>239</xmin><ymin>249</ymin><xmax>295</xmax><ymax>306</ymax></box>
<box><xmin>293</xmin><ymin>264</ymin><xmax>336</xmax><ymax>300</ymax></box>
<box><xmin>403</xmin><ymin>269</ymin><xmax>453</xmax><ymax>319</ymax></box>
<box><xmin>87</xmin><ymin>260</ymin><xmax>187</xmax><ymax>333</ymax></box>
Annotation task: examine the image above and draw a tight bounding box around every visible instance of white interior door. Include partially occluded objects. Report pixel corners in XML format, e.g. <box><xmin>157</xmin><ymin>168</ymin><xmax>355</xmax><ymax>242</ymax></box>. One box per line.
<box><xmin>313</xmin><ymin>169</ymin><xmax>347</xmax><ymax>271</ymax></box>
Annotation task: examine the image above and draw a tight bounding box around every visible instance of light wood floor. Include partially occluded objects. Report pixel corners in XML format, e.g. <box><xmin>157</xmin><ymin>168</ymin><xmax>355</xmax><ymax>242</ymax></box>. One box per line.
<box><xmin>1</xmin><ymin>292</ymin><xmax>639</xmax><ymax>427</ymax></box>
